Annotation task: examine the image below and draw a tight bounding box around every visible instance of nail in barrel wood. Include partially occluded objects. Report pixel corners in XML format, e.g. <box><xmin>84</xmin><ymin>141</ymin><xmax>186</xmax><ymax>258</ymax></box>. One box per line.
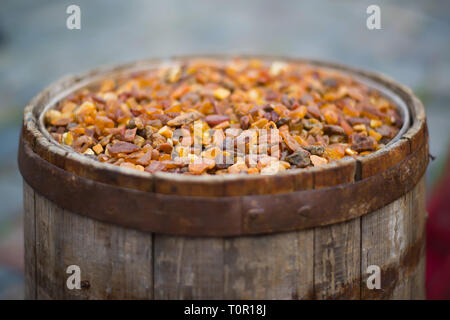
<box><xmin>19</xmin><ymin>57</ymin><xmax>429</xmax><ymax>299</ymax></box>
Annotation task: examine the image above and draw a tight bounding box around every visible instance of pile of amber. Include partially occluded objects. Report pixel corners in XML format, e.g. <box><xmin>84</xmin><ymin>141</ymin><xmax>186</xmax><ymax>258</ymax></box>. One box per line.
<box><xmin>45</xmin><ymin>59</ymin><xmax>402</xmax><ymax>175</ymax></box>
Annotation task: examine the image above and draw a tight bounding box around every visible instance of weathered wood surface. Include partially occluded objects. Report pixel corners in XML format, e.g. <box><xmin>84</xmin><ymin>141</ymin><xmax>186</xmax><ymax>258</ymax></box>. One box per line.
<box><xmin>314</xmin><ymin>218</ymin><xmax>361</xmax><ymax>299</ymax></box>
<box><xmin>23</xmin><ymin>182</ymin><xmax>36</xmax><ymax>299</ymax></box>
<box><xmin>222</xmin><ymin>231</ymin><xmax>314</xmax><ymax>300</ymax></box>
<box><xmin>409</xmin><ymin>176</ymin><xmax>427</xmax><ymax>300</ymax></box>
<box><xmin>154</xmin><ymin>236</ymin><xmax>224</xmax><ymax>299</ymax></box>
<box><xmin>24</xmin><ymin>177</ymin><xmax>426</xmax><ymax>300</ymax></box>
<box><xmin>25</xmin><ymin>180</ymin><xmax>153</xmax><ymax>300</ymax></box>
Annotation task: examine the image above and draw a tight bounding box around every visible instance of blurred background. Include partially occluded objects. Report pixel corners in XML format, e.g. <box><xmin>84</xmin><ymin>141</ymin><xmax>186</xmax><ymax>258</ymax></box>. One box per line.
<box><xmin>0</xmin><ymin>0</ymin><xmax>449</xmax><ymax>299</ymax></box>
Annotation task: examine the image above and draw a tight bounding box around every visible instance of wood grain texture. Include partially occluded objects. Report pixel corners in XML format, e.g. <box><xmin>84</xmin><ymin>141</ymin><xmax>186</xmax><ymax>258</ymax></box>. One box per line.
<box><xmin>313</xmin><ymin>218</ymin><xmax>361</xmax><ymax>299</ymax></box>
<box><xmin>223</xmin><ymin>230</ymin><xmax>314</xmax><ymax>300</ymax></box>
<box><xmin>154</xmin><ymin>235</ymin><xmax>224</xmax><ymax>299</ymax></box>
<box><xmin>23</xmin><ymin>177</ymin><xmax>426</xmax><ymax>300</ymax></box>
<box><xmin>361</xmin><ymin>176</ymin><xmax>426</xmax><ymax>299</ymax></box>
<box><xmin>409</xmin><ymin>177</ymin><xmax>427</xmax><ymax>300</ymax></box>
<box><xmin>295</xmin><ymin>230</ymin><xmax>315</xmax><ymax>299</ymax></box>
<box><xmin>57</xmin><ymin>209</ymin><xmax>153</xmax><ymax>299</ymax></box>
<box><xmin>34</xmin><ymin>191</ymin><xmax>61</xmax><ymax>299</ymax></box>
<box><xmin>361</xmin><ymin>184</ymin><xmax>412</xmax><ymax>299</ymax></box>
<box><xmin>359</xmin><ymin>138</ymin><xmax>411</xmax><ymax>179</ymax></box>
<box><xmin>23</xmin><ymin>181</ymin><xmax>36</xmax><ymax>300</ymax></box>
<box><xmin>32</xmin><ymin>190</ymin><xmax>153</xmax><ymax>299</ymax></box>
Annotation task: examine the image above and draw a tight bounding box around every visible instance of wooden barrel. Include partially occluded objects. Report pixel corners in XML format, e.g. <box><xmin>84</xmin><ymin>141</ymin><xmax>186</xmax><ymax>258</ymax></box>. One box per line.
<box><xmin>19</xmin><ymin>57</ymin><xmax>429</xmax><ymax>300</ymax></box>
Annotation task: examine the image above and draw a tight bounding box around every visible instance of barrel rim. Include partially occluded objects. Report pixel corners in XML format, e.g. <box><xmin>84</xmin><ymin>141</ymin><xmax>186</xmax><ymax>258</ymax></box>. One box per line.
<box><xmin>21</xmin><ymin>55</ymin><xmax>427</xmax><ymax>192</ymax></box>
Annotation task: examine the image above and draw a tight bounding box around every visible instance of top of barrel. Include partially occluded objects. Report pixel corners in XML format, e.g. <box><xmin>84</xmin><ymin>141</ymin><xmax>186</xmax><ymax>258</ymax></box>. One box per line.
<box><xmin>22</xmin><ymin>56</ymin><xmax>425</xmax><ymax>193</ymax></box>
<box><xmin>18</xmin><ymin>56</ymin><xmax>428</xmax><ymax>236</ymax></box>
